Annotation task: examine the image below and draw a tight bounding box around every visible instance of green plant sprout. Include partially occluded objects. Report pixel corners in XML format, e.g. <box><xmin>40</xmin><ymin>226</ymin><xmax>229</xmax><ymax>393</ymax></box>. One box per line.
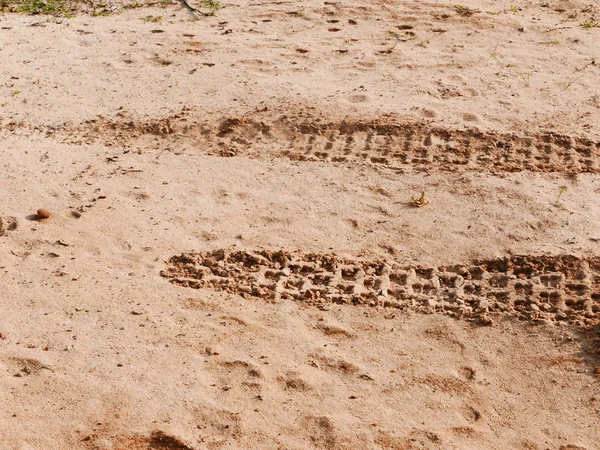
<box><xmin>10</xmin><ymin>0</ymin><xmax>68</xmax><ymax>14</ymax></box>
<box><xmin>455</xmin><ymin>5</ymin><xmax>480</xmax><ymax>16</ymax></box>
<box><xmin>581</xmin><ymin>19</ymin><xmax>599</xmax><ymax>29</ymax></box>
<box><xmin>202</xmin><ymin>0</ymin><xmax>221</xmax><ymax>15</ymax></box>
<box><xmin>489</xmin><ymin>52</ymin><xmax>502</xmax><ymax>64</ymax></box>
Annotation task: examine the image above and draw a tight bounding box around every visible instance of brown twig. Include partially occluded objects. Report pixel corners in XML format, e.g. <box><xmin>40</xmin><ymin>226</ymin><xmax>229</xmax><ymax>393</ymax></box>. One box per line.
<box><xmin>179</xmin><ymin>0</ymin><xmax>209</xmax><ymax>16</ymax></box>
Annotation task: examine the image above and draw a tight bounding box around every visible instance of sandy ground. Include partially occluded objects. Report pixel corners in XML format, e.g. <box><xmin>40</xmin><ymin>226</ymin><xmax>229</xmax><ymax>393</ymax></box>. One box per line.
<box><xmin>1</xmin><ymin>0</ymin><xmax>600</xmax><ymax>449</ymax></box>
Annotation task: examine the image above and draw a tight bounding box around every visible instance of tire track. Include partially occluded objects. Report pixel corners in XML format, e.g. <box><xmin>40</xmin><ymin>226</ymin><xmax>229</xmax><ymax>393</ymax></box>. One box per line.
<box><xmin>209</xmin><ymin>117</ymin><xmax>600</xmax><ymax>174</ymax></box>
<box><xmin>11</xmin><ymin>111</ymin><xmax>600</xmax><ymax>174</ymax></box>
<box><xmin>162</xmin><ymin>249</ymin><xmax>600</xmax><ymax>327</ymax></box>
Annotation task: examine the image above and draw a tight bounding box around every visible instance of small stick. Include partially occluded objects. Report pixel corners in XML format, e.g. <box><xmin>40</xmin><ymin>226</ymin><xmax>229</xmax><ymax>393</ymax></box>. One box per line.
<box><xmin>544</xmin><ymin>26</ymin><xmax>573</xmax><ymax>32</ymax></box>
<box><xmin>556</xmin><ymin>186</ymin><xmax>567</xmax><ymax>203</ymax></box>
<box><xmin>0</xmin><ymin>129</ymin><xmax>18</xmax><ymax>140</ymax></box>
<box><xmin>179</xmin><ymin>0</ymin><xmax>209</xmax><ymax>16</ymax></box>
<box><xmin>563</xmin><ymin>73</ymin><xmax>584</xmax><ymax>91</ymax></box>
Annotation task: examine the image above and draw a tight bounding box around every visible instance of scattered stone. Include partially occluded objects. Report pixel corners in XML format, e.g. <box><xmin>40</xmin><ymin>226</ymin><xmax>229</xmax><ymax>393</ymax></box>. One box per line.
<box><xmin>36</xmin><ymin>209</ymin><xmax>52</xmax><ymax>220</ymax></box>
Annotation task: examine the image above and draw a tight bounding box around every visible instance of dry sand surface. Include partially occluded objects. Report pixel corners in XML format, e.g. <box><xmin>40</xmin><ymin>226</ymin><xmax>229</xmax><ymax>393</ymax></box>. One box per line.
<box><xmin>1</xmin><ymin>0</ymin><xmax>600</xmax><ymax>449</ymax></box>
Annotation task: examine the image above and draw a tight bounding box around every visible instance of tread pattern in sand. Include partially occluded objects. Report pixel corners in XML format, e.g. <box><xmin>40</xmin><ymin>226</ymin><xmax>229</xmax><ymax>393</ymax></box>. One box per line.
<box><xmin>162</xmin><ymin>250</ymin><xmax>600</xmax><ymax>326</ymax></box>
<box><xmin>210</xmin><ymin>117</ymin><xmax>600</xmax><ymax>174</ymax></box>
<box><xmin>49</xmin><ymin>112</ymin><xmax>600</xmax><ymax>173</ymax></box>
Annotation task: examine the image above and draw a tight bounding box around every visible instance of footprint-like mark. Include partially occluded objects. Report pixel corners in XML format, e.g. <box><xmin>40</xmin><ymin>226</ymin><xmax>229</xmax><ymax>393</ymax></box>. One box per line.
<box><xmin>8</xmin><ymin>357</ymin><xmax>53</xmax><ymax>377</ymax></box>
<box><xmin>103</xmin><ymin>431</ymin><xmax>195</xmax><ymax>450</ymax></box>
<box><xmin>0</xmin><ymin>216</ymin><xmax>18</xmax><ymax>236</ymax></box>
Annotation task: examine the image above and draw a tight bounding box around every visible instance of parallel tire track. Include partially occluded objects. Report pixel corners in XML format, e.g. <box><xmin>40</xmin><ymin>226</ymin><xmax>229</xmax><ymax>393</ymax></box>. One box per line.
<box><xmin>162</xmin><ymin>249</ymin><xmax>600</xmax><ymax>327</ymax></box>
<box><xmin>17</xmin><ymin>112</ymin><xmax>600</xmax><ymax>173</ymax></box>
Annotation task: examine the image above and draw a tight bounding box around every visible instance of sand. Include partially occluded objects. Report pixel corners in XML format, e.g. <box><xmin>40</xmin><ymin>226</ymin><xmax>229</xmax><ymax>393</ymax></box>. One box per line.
<box><xmin>0</xmin><ymin>0</ymin><xmax>599</xmax><ymax>449</ymax></box>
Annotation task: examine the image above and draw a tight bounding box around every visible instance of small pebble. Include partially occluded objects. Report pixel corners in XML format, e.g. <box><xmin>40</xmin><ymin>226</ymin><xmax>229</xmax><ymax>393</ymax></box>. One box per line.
<box><xmin>75</xmin><ymin>306</ymin><xmax>85</xmax><ymax>312</ymax></box>
<box><xmin>37</xmin><ymin>209</ymin><xmax>52</xmax><ymax>220</ymax></box>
